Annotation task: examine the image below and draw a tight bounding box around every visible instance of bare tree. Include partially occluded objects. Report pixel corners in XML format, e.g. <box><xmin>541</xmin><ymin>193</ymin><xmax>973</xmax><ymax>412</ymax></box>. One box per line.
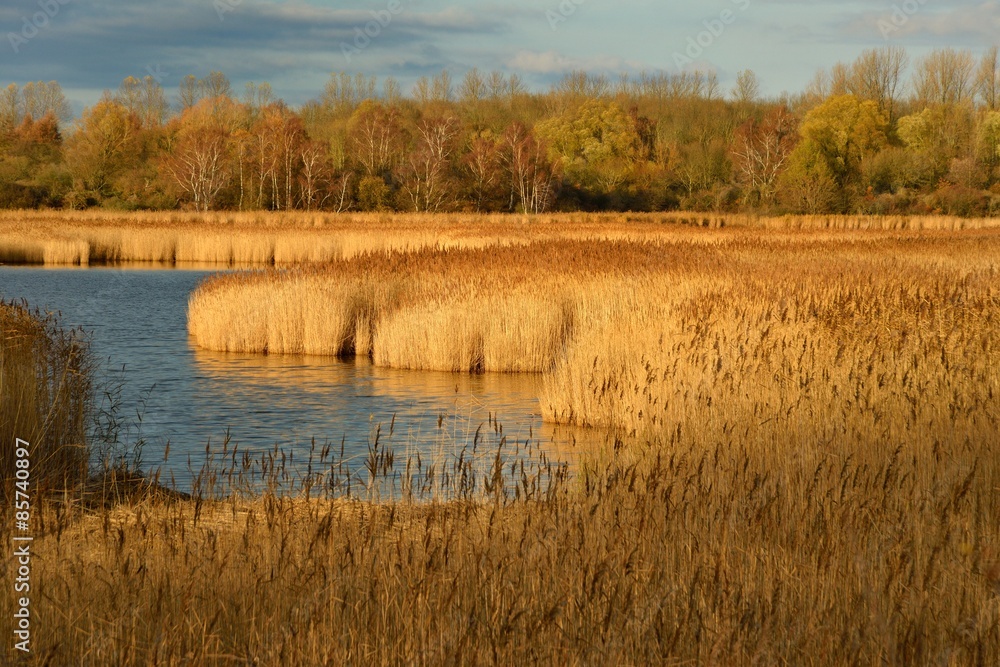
<box><xmin>17</xmin><ymin>81</ymin><xmax>71</xmax><ymax>122</ymax></box>
<box><xmin>402</xmin><ymin>116</ymin><xmax>459</xmax><ymax>212</ymax></box>
<box><xmin>179</xmin><ymin>75</ymin><xmax>200</xmax><ymax>111</ymax></box>
<box><xmin>731</xmin><ymin>106</ymin><xmax>797</xmax><ymax>205</ymax></box>
<box><xmin>200</xmin><ymin>71</ymin><xmax>232</xmax><ymax>100</ymax></box>
<box><xmin>348</xmin><ymin>102</ymin><xmax>404</xmax><ymax>178</ymax></box>
<box><xmin>803</xmin><ymin>68</ymin><xmax>831</xmax><ymax>107</ymax></box>
<box><xmin>486</xmin><ymin>71</ymin><xmax>507</xmax><ymax>100</ymax></box>
<box><xmin>413</xmin><ymin>77</ymin><xmax>431</xmax><ymax>106</ymax></box>
<box><xmin>431</xmin><ymin>70</ymin><xmax>453</xmax><ymax>103</ymax></box>
<box><xmin>382</xmin><ymin>77</ymin><xmax>401</xmax><ymax>105</ymax></box>
<box><xmin>0</xmin><ymin>84</ymin><xmax>19</xmax><ymax>131</ymax></box>
<box><xmin>977</xmin><ymin>46</ymin><xmax>1000</xmax><ymax>111</ymax></box>
<box><xmin>732</xmin><ymin>69</ymin><xmax>760</xmax><ymax>114</ymax></box>
<box><xmin>322</xmin><ymin>72</ymin><xmax>376</xmax><ymax>114</ymax></box>
<box><xmin>847</xmin><ymin>46</ymin><xmax>908</xmax><ymax>120</ymax></box>
<box><xmin>502</xmin><ymin>122</ymin><xmax>559</xmax><ymax>214</ymax></box>
<box><xmin>829</xmin><ymin>63</ymin><xmax>850</xmax><ymax>97</ymax></box>
<box><xmin>464</xmin><ymin>135</ymin><xmax>501</xmax><ymax>212</ymax></box>
<box><xmin>168</xmin><ymin>126</ymin><xmax>230</xmax><ymax>211</ymax></box>
<box><xmin>243</xmin><ymin>82</ymin><xmax>275</xmax><ymax>119</ymax></box>
<box><xmin>913</xmin><ymin>48</ymin><xmax>976</xmax><ymax>106</ymax></box>
<box><xmin>299</xmin><ymin>141</ymin><xmax>332</xmax><ymax>211</ymax></box>
<box><xmin>459</xmin><ymin>68</ymin><xmax>487</xmax><ymax>104</ymax></box>
<box><xmin>116</xmin><ymin>76</ymin><xmax>168</xmax><ymax>129</ymax></box>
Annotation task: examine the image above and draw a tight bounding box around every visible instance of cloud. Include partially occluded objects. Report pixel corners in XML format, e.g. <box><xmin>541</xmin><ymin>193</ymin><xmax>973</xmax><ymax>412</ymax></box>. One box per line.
<box><xmin>842</xmin><ymin>1</ymin><xmax>1000</xmax><ymax>41</ymax></box>
<box><xmin>0</xmin><ymin>0</ymin><xmax>511</xmax><ymax>110</ymax></box>
<box><xmin>506</xmin><ymin>50</ymin><xmax>644</xmax><ymax>75</ymax></box>
<box><xmin>1</xmin><ymin>0</ymin><xmax>998</xmax><ymax>116</ymax></box>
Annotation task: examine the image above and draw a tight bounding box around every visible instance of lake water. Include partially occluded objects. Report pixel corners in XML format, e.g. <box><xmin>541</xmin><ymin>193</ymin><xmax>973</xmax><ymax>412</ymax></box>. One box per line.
<box><xmin>0</xmin><ymin>267</ymin><xmax>596</xmax><ymax>492</ymax></box>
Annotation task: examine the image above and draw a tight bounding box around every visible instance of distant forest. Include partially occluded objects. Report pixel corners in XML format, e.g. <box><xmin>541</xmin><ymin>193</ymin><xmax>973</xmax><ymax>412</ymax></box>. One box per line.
<box><xmin>3</xmin><ymin>45</ymin><xmax>1000</xmax><ymax>216</ymax></box>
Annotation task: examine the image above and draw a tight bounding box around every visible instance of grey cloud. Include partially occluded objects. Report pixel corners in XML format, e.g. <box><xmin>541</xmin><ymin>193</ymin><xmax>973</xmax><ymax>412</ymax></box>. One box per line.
<box><xmin>0</xmin><ymin>0</ymin><xmax>511</xmax><ymax>109</ymax></box>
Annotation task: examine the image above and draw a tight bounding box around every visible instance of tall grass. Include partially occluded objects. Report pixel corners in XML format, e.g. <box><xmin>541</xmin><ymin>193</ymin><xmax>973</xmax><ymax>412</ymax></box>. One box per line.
<box><xmin>5</xmin><ymin>210</ymin><xmax>1000</xmax><ymax>267</ymax></box>
<box><xmin>0</xmin><ymin>301</ymin><xmax>91</xmax><ymax>498</ymax></box>
<box><xmin>1</xmin><ymin>415</ymin><xmax>997</xmax><ymax>665</ymax></box>
<box><xmin>188</xmin><ymin>241</ymin><xmax>689</xmax><ymax>370</ymax></box>
<box><xmin>3</xmin><ymin>222</ymin><xmax>1000</xmax><ymax>663</ymax></box>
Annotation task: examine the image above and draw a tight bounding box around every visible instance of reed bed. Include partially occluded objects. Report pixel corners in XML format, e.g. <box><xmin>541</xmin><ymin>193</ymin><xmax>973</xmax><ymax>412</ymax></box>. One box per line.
<box><xmin>0</xmin><ymin>301</ymin><xmax>91</xmax><ymax>499</ymax></box>
<box><xmin>4</xmin><ymin>226</ymin><xmax>1000</xmax><ymax>664</ymax></box>
<box><xmin>4</xmin><ymin>210</ymin><xmax>1000</xmax><ymax>267</ymax></box>
<box><xmin>188</xmin><ymin>241</ymin><xmax>701</xmax><ymax>371</ymax></box>
<box><xmin>1</xmin><ymin>416</ymin><xmax>997</xmax><ymax>665</ymax></box>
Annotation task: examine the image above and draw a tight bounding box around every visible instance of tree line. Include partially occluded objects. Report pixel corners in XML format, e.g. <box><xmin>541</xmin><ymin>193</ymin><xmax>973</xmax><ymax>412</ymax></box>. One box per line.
<box><xmin>2</xmin><ymin>45</ymin><xmax>1000</xmax><ymax>216</ymax></box>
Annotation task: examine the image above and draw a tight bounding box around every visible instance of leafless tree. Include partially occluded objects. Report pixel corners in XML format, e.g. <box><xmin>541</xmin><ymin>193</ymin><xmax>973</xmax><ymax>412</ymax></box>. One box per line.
<box><xmin>299</xmin><ymin>142</ymin><xmax>333</xmax><ymax>211</ymax></box>
<box><xmin>349</xmin><ymin>102</ymin><xmax>404</xmax><ymax>177</ymax></box>
<box><xmin>913</xmin><ymin>48</ymin><xmax>975</xmax><ymax>107</ymax></box>
<box><xmin>847</xmin><ymin>46</ymin><xmax>908</xmax><ymax>120</ymax></box>
<box><xmin>732</xmin><ymin>107</ymin><xmax>797</xmax><ymax>205</ymax></box>
<box><xmin>116</xmin><ymin>76</ymin><xmax>168</xmax><ymax>129</ymax></box>
<box><xmin>732</xmin><ymin>69</ymin><xmax>760</xmax><ymax>107</ymax></box>
<box><xmin>459</xmin><ymin>68</ymin><xmax>486</xmax><ymax>104</ymax></box>
<box><xmin>502</xmin><ymin>123</ymin><xmax>559</xmax><ymax>214</ymax></box>
<box><xmin>6</xmin><ymin>81</ymin><xmax>72</xmax><ymax>124</ymax></box>
<box><xmin>977</xmin><ymin>46</ymin><xmax>1000</xmax><ymax>111</ymax></box>
<box><xmin>464</xmin><ymin>135</ymin><xmax>501</xmax><ymax>212</ymax></box>
<box><xmin>168</xmin><ymin>127</ymin><xmax>230</xmax><ymax>211</ymax></box>
<box><xmin>403</xmin><ymin>116</ymin><xmax>459</xmax><ymax>212</ymax></box>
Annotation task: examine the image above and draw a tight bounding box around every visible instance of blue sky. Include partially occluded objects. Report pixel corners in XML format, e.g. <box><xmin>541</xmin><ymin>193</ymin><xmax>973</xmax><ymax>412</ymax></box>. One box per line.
<box><xmin>1</xmin><ymin>0</ymin><xmax>998</xmax><ymax>115</ymax></box>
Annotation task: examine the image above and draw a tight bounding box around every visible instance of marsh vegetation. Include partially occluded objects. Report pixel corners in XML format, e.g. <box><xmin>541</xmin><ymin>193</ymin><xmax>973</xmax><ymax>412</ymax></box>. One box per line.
<box><xmin>2</xmin><ymin>215</ymin><xmax>999</xmax><ymax>665</ymax></box>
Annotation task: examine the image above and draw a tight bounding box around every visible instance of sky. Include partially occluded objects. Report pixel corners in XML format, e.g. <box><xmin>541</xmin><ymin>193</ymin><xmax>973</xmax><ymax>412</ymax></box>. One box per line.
<box><xmin>1</xmin><ymin>0</ymin><xmax>998</xmax><ymax>116</ymax></box>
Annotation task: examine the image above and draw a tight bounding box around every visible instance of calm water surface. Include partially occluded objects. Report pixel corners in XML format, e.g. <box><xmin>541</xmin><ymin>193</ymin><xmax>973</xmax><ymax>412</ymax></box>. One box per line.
<box><xmin>0</xmin><ymin>267</ymin><xmax>594</xmax><ymax>487</ymax></box>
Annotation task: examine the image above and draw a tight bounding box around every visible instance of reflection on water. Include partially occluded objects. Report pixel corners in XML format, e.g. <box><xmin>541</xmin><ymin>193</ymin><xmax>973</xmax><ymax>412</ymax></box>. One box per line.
<box><xmin>191</xmin><ymin>349</ymin><xmax>598</xmax><ymax>495</ymax></box>
<box><xmin>0</xmin><ymin>266</ymin><xmax>602</xmax><ymax>490</ymax></box>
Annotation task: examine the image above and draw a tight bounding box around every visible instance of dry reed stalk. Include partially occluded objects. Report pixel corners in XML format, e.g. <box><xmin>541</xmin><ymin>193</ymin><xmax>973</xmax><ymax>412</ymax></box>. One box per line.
<box><xmin>6</xmin><ymin>210</ymin><xmax>1000</xmax><ymax>268</ymax></box>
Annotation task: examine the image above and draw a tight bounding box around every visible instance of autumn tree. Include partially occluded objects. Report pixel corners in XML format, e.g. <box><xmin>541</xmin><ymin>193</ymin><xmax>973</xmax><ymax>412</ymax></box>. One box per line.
<box><xmin>65</xmin><ymin>98</ymin><xmax>145</xmax><ymax>200</ymax></box>
<box><xmin>977</xmin><ymin>111</ymin><xmax>1000</xmax><ymax>178</ymax></box>
<box><xmin>463</xmin><ymin>132</ymin><xmax>503</xmax><ymax>212</ymax></box>
<box><xmin>731</xmin><ymin>106</ymin><xmax>797</xmax><ymax>206</ymax></box>
<box><xmin>164</xmin><ymin>99</ymin><xmax>238</xmax><ymax>211</ymax></box>
<box><xmin>240</xmin><ymin>103</ymin><xmax>307</xmax><ymax>210</ymax></box>
<box><xmin>535</xmin><ymin>100</ymin><xmax>641</xmax><ymax>195</ymax></box>
<box><xmin>796</xmin><ymin>94</ymin><xmax>888</xmax><ymax>186</ymax></box>
<box><xmin>780</xmin><ymin>95</ymin><xmax>888</xmax><ymax>212</ymax></box>
<box><xmin>502</xmin><ymin>122</ymin><xmax>560</xmax><ymax>214</ymax></box>
<box><xmin>401</xmin><ymin>115</ymin><xmax>459</xmax><ymax>212</ymax></box>
<box><xmin>347</xmin><ymin>101</ymin><xmax>405</xmax><ymax>178</ymax></box>
<box><xmin>115</xmin><ymin>76</ymin><xmax>168</xmax><ymax>129</ymax></box>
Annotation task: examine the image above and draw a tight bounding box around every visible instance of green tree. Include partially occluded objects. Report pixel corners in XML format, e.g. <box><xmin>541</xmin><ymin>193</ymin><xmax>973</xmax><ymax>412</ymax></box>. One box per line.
<box><xmin>794</xmin><ymin>94</ymin><xmax>888</xmax><ymax>188</ymax></box>
<box><xmin>65</xmin><ymin>98</ymin><xmax>145</xmax><ymax>201</ymax></box>
<box><xmin>535</xmin><ymin>100</ymin><xmax>641</xmax><ymax>194</ymax></box>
